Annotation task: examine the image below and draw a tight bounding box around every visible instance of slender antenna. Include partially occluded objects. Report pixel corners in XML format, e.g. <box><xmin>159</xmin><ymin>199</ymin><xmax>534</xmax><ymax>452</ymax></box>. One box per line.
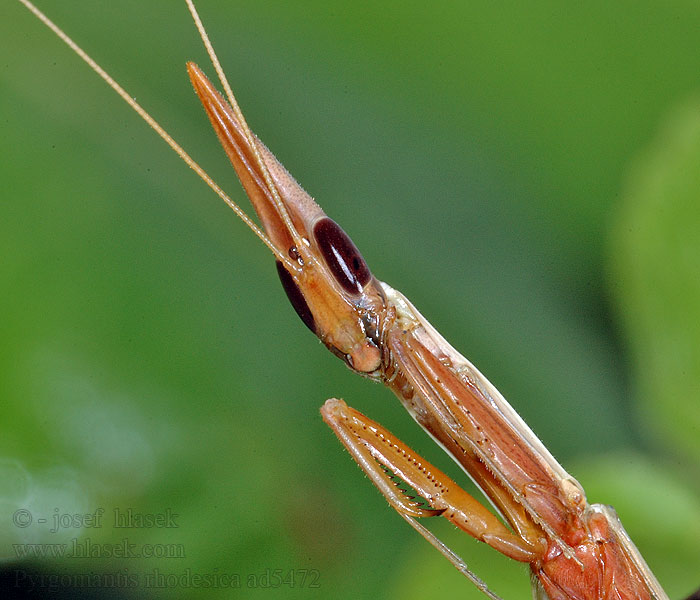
<box><xmin>15</xmin><ymin>0</ymin><xmax>289</xmax><ymax>265</ymax></box>
<box><xmin>184</xmin><ymin>0</ymin><xmax>304</xmax><ymax>249</ymax></box>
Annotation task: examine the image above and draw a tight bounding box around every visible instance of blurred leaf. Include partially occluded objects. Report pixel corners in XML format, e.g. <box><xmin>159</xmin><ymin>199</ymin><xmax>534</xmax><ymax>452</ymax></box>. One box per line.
<box><xmin>610</xmin><ymin>98</ymin><xmax>700</xmax><ymax>464</ymax></box>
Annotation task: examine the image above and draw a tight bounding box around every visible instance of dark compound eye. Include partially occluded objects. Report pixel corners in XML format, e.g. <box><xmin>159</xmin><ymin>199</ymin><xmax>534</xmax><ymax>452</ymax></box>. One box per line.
<box><xmin>276</xmin><ymin>260</ymin><xmax>315</xmax><ymax>333</ymax></box>
<box><xmin>313</xmin><ymin>217</ymin><xmax>371</xmax><ymax>294</ymax></box>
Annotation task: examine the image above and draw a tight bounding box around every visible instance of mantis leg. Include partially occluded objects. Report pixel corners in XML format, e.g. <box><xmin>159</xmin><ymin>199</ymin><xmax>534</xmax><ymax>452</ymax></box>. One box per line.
<box><xmin>320</xmin><ymin>398</ymin><xmax>542</xmax><ymax>565</ymax></box>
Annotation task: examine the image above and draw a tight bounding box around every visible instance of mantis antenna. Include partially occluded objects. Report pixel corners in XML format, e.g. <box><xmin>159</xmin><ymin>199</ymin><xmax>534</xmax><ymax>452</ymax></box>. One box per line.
<box><xmin>16</xmin><ymin>0</ymin><xmax>295</xmax><ymax>269</ymax></box>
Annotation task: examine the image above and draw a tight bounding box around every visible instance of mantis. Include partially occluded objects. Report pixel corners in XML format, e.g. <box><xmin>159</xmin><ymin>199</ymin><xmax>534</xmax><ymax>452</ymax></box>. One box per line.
<box><xmin>9</xmin><ymin>1</ymin><xmax>677</xmax><ymax>598</ymax></box>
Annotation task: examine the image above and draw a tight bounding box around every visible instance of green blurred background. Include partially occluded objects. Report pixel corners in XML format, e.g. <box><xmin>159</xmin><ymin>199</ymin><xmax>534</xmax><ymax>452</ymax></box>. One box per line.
<box><xmin>2</xmin><ymin>1</ymin><xmax>699</xmax><ymax>598</ymax></box>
